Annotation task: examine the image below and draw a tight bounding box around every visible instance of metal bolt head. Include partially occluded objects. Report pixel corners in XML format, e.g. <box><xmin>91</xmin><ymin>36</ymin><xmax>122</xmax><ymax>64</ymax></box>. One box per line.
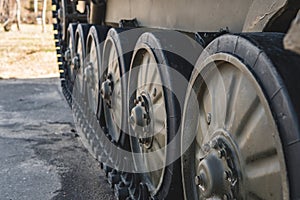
<box><xmin>129</xmin><ymin>115</ymin><xmax>135</xmax><ymax>124</ymax></box>
<box><xmin>195</xmin><ymin>172</ymin><xmax>207</xmax><ymax>189</ymax></box>
<box><xmin>224</xmin><ymin>170</ymin><xmax>232</xmax><ymax>180</ymax></box>
<box><xmin>143</xmin><ymin>113</ymin><xmax>148</xmax><ymax>119</ymax></box>
<box><xmin>143</xmin><ymin>126</ymin><xmax>149</xmax><ymax>133</ymax></box>
<box><xmin>206</xmin><ymin>113</ymin><xmax>211</xmax><ymax>125</ymax></box>
<box><xmin>223</xmin><ymin>193</ymin><xmax>232</xmax><ymax>200</ymax></box>
<box><xmin>72</xmin><ymin>55</ymin><xmax>80</xmax><ymax>69</ymax></box>
<box><xmin>195</xmin><ymin>175</ymin><xmax>202</xmax><ymax>186</ymax></box>
<box><xmin>210</xmin><ymin>139</ymin><xmax>219</xmax><ymax>149</ymax></box>
<box><xmin>152</xmin><ymin>88</ymin><xmax>157</xmax><ymax>97</ymax></box>
<box><xmin>218</xmin><ymin>148</ymin><xmax>226</xmax><ymax>158</ymax></box>
<box><xmin>64</xmin><ymin>48</ymin><xmax>71</xmax><ymax>61</ymax></box>
<box><xmin>202</xmin><ymin>143</ymin><xmax>211</xmax><ymax>152</ymax></box>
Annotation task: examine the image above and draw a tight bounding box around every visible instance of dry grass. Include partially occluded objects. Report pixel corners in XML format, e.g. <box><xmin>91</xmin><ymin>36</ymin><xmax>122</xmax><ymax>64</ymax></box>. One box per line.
<box><xmin>0</xmin><ymin>24</ymin><xmax>59</xmax><ymax>79</ymax></box>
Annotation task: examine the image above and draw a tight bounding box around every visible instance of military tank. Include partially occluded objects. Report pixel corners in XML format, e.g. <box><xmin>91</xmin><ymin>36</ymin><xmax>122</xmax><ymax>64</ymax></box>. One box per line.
<box><xmin>51</xmin><ymin>0</ymin><xmax>300</xmax><ymax>199</ymax></box>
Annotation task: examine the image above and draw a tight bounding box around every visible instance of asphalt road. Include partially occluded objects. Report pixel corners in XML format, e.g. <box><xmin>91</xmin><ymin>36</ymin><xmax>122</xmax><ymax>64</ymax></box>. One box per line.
<box><xmin>0</xmin><ymin>78</ymin><xmax>115</xmax><ymax>200</ymax></box>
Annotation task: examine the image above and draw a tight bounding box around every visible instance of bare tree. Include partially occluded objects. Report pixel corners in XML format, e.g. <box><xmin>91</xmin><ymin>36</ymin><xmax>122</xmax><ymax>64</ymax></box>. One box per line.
<box><xmin>2</xmin><ymin>0</ymin><xmax>21</xmax><ymax>31</ymax></box>
<box><xmin>0</xmin><ymin>0</ymin><xmax>9</xmax><ymax>22</ymax></box>
<box><xmin>42</xmin><ymin>0</ymin><xmax>47</xmax><ymax>32</ymax></box>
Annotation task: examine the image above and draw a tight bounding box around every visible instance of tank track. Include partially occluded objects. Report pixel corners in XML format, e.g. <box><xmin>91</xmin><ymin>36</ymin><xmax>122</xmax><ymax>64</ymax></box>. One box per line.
<box><xmin>51</xmin><ymin>2</ymin><xmax>150</xmax><ymax>199</ymax></box>
<box><xmin>52</xmin><ymin>0</ymin><xmax>69</xmax><ymax>103</ymax></box>
<box><xmin>51</xmin><ymin>0</ymin><xmax>300</xmax><ymax>199</ymax></box>
<box><xmin>63</xmin><ymin>80</ymin><xmax>153</xmax><ymax>200</ymax></box>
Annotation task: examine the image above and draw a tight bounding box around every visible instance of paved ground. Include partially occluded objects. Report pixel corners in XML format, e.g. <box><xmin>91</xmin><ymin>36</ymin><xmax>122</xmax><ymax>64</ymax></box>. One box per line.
<box><xmin>0</xmin><ymin>78</ymin><xmax>115</xmax><ymax>200</ymax></box>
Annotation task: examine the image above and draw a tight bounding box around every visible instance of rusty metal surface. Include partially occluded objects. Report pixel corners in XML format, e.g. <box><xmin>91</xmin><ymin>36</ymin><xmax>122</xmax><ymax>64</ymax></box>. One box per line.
<box><xmin>104</xmin><ymin>0</ymin><xmax>292</xmax><ymax>33</ymax></box>
<box><xmin>284</xmin><ymin>10</ymin><xmax>300</xmax><ymax>54</ymax></box>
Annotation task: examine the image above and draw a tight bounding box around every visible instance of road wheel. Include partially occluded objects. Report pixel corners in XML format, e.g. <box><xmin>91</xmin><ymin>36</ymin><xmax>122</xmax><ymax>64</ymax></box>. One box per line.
<box><xmin>128</xmin><ymin>31</ymin><xmax>196</xmax><ymax>199</ymax></box>
<box><xmin>84</xmin><ymin>25</ymin><xmax>108</xmax><ymax>117</ymax></box>
<box><xmin>64</xmin><ymin>23</ymin><xmax>77</xmax><ymax>91</ymax></box>
<box><xmin>181</xmin><ymin>33</ymin><xmax>300</xmax><ymax>200</ymax></box>
<box><xmin>100</xmin><ymin>28</ymin><xmax>129</xmax><ymax>144</ymax></box>
<box><xmin>100</xmin><ymin>28</ymin><xmax>146</xmax><ymax>144</ymax></box>
<box><xmin>73</xmin><ymin>24</ymin><xmax>91</xmax><ymax>100</ymax></box>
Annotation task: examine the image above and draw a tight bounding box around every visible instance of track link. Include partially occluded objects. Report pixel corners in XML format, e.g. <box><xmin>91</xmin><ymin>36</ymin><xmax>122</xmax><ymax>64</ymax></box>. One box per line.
<box><xmin>51</xmin><ymin>22</ymin><xmax>141</xmax><ymax>199</ymax></box>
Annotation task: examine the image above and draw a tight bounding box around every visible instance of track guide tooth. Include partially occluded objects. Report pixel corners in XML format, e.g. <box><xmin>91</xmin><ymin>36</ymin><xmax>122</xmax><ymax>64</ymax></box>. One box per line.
<box><xmin>59</xmin><ymin>72</ymin><xmax>65</xmax><ymax>79</ymax></box>
<box><xmin>53</xmin><ymin>23</ymin><xmax>59</xmax><ymax>31</ymax></box>
<box><xmin>54</xmin><ymin>33</ymin><xmax>61</xmax><ymax>40</ymax></box>
<box><xmin>103</xmin><ymin>164</ymin><xmax>113</xmax><ymax>177</ymax></box>
<box><xmin>115</xmin><ymin>181</ymin><xmax>130</xmax><ymax>200</ymax></box>
<box><xmin>108</xmin><ymin>169</ymin><xmax>121</xmax><ymax>188</ymax></box>
<box><xmin>52</xmin><ymin>10</ymin><xmax>58</xmax><ymax>18</ymax></box>
<box><xmin>121</xmin><ymin>172</ymin><xmax>132</xmax><ymax>186</ymax></box>
<box><xmin>57</xmin><ymin>56</ymin><xmax>63</xmax><ymax>63</ymax></box>
<box><xmin>138</xmin><ymin>183</ymin><xmax>151</xmax><ymax>200</ymax></box>
<box><xmin>129</xmin><ymin>174</ymin><xmax>140</xmax><ymax>199</ymax></box>
<box><xmin>58</xmin><ymin>65</ymin><xmax>64</xmax><ymax>70</ymax></box>
<box><xmin>54</xmin><ymin>24</ymin><xmax>62</xmax><ymax>32</ymax></box>
<box><xmin>56</xmin><ymin>49</ymin><xmax>62</xmax><ymax>55</ymax></box>
<box><xmin>55</xmin><ymin>41</ymin><xmax>61</xmax><ymax>47</ymax></box>
<box><xmin>51</xmin><ymin>0</ymin><xmax>57</xmax><ymax>5</ymax></box>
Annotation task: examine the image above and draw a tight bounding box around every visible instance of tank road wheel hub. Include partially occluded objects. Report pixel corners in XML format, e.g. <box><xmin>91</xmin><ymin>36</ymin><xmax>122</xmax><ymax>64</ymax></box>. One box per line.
<box><xmin>100</xmin><ymin>28</ymin><xmax>126</xmax><ymax>143</ymax></box>
<box><xmin>72</xmin><ymin>54</ymin><xmax>80</xmax><ymax>71</ymax></box>
<box><xmin>129</xmin><ymin>93</ymin><xmax>153</xmax><ymax>149</ymax></box>
<box><xmin>195</xmin><ymin>135</ymin><xmax>239</xmax><ymax>199</ymax></box>
<box><xmin>101</xmin><ymin>73</ymin><xmax>113</xmax><ymax>108</ymax></box>
<box><xmin>128</xmin><ymin>34</ymin><xmax>172</xmax><ymax>197</ymax></box>
<box><xmin>181</xmin><ymin>46</ymin><xmax>290</xmax><ymax>200</ymax></box>
<box><xmin>84</xmin><ymin>62</ymin><xmax>93</xmax><ymax>84</ymax></box>
<box><xmin>64</xmin><ymin>48</ymin><xmax>71</xmax><ymax>66</ymax></box>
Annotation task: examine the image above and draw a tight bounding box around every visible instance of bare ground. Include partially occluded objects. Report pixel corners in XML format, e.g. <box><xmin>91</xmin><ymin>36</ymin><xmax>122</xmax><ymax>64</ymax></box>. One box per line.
<box><xmin>0</xmin><ymin>24</ymin><xmax>59</xmax><ymax>79</ymax></box>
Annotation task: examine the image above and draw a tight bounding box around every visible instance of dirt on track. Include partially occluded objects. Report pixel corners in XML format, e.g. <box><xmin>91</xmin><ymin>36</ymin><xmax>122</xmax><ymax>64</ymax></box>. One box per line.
<box><xmin>0</xmin><ymin>24</ymin><xmax>59</xmax><ymax>79</ymax></box>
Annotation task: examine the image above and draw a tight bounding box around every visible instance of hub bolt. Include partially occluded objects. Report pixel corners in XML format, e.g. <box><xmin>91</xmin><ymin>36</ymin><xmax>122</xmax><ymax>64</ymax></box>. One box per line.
<box><xmin>84</xmin><ymin>63</ymin><xmax>93</xmax><ymax>83</ymax></box>
<box><xmin>64</xmin><ymin>48</ymin><xmax>71</xmax><ymax>62</ymax></box>
<box><xmin>218</xmin><ymin>148</ymin><xmax>227</xmax><ymax>158</ymax></box>
<box><xmin>210</xmin><ymin>139</ymin><xmax>219</xmax><ymax>149</ymax></box>
<box><xmin>224</xmin><ymin>170</ymin><xmax>232</xmax><ymax>180</ymax></box>
<box><xmin>202</xmin><ymin>143</ymin><xmax>210</xmax><ymax>152</ymax></box>
<box><xmin>223</xmin><ymin>193</ymin><xmax>232</xmax><ymax>200</ymax></box>
<box><xmin>195</xmin><ymin>172</ymin><xmax>207</xmax><ymax>189</ymax></box>
<box><xmin>206</xmin><ymin>113</ymin><xmax>211</xmax><ymax>125</ymax></box>
<box><xmin>72</xmin><ymin>55</ymin><xmax>80</xmax><ymax>70</ymax></box>
<box><xmin>100</xmin><ymin>74</ymin><xmax>114</xmax><ymax>108</ymax></box>
<box><xmin>152</xmin><ymin>88</ymin><xmax>157</xmax><ymax>97</ymax></box>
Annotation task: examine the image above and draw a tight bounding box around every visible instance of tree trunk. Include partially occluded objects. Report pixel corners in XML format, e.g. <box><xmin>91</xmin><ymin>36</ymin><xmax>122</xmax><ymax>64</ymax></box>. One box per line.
<box><xmin>34</xmin><ymin>0</ymin><xmax>38</xmax><ymax>18</ymax></box>
<box><xmin>2</xmin><ymin>0</ymin><xmax>21</xmax><ymax>31</ymax></box>
<box><xmin>16</xmin><ymin>0</ymin><xmax>20</xmax><ymax>30</ymax></box>
<box><xmin>42</xmin><ymin>0</ymin><xmax>46</xmax><ymax>32</ymax></box>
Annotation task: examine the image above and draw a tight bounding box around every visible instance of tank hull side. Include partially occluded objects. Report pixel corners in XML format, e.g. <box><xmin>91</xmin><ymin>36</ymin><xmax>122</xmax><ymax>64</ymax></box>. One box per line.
<box><xmin>284</xmin><ymin>10</ymin><xmax>300</xmax><ymax>54</ymax></box>
<box><xmin>104</xmin><ymin>0</ymin><xmax>289</xmax><ymax>33</ymax></box>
